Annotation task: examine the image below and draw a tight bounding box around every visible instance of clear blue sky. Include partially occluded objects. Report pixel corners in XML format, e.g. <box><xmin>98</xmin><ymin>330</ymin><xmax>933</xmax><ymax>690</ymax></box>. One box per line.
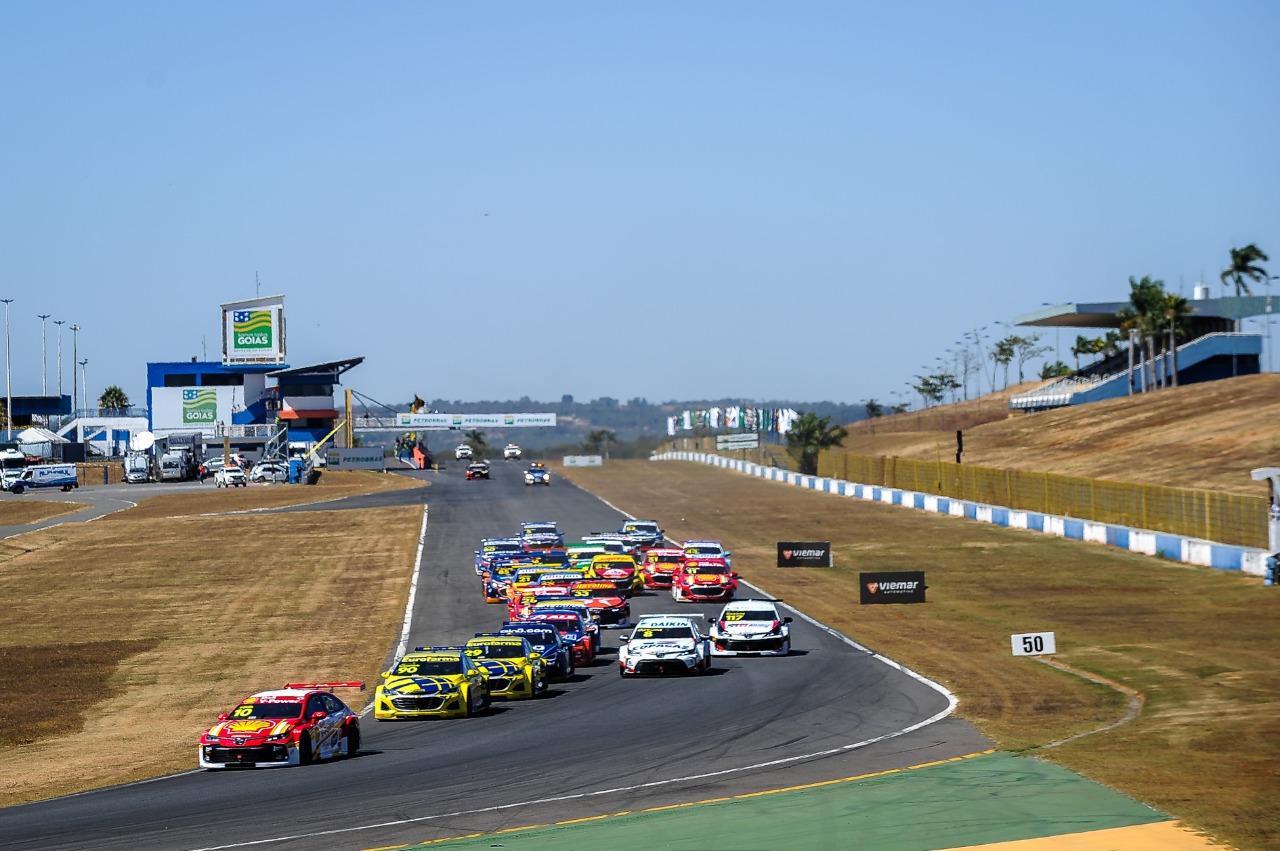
<box><xmin>2</xmin><ymin>1</ymin><xmax>1277</xmax><ymax>410</ymax></box>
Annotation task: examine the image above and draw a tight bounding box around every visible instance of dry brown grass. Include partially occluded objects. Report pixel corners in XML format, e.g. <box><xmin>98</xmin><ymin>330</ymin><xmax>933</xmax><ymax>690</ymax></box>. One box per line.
<box><xmin>838</xmin><ymin>373</ymin><xmax>1280</xmax><ymax>495</ymax></box>
<box><xmin>558</xmin><ymin>459</ymin><xmax>1280</xmax><ymax>851</ymax></box>
<box><xmin>0</xmin><ymin>500</ymin><xmax>87</xmax><ymax>526</ymax></box>
<box><xmin>0</xmin><ymin>484</ymin><xmax>421</xmax><ymax>805</ymax></box>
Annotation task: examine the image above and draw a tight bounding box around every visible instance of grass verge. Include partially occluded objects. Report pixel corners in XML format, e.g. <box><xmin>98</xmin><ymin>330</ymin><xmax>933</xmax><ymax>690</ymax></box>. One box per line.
<box><xmin>0</xmin><ymin>489</ymin><xmax>421</xmax><ymax>806</ymax></box>
<box><xmin>558</xmin><ymin>459</ymin><xmax>1280</xmax><ymax>851</ymax></box>
<box><xmin>0</xmin><ymin>500</ymin><xmax>87</xmax><ymax>527</ymax></box>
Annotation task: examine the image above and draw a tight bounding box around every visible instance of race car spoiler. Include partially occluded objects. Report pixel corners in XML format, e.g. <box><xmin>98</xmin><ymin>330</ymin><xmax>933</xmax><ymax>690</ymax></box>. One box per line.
<box><xmin>413</xmin><ymin>645</ymin><xmax>467</xmax><ymax>652</ymax></box>
<box><xmin>284</xmin><ymin>681</ymin><xmax>366</xmax><ymax>691</ymax></box>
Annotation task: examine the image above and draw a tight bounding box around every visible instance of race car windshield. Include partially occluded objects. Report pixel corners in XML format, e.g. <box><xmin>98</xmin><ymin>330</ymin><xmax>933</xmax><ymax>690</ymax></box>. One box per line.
<box><xmin>633</xmin><ymin>627</ymin><xmax>693</xmax><ymax>640</ymax></box>
<box><xmin>469</xmin><ymin>644</ymin><xmax>523</xmax><ymax>659</ymax></box>
<box><xmin>523</xmin><ymin>524</ymin><xmax>555</xmax><ymax>534</ymax></box>
<box><xmin>725</xmin><ymin>611</ymin><xmax>777</xmax><ymax>622</ymax></box>
<box><xmin>690</xmin><ymin>567</ymin><xmax>727</xmax><ymax>576</ymax></box>
<box><xmin>230</xmin><ymin>702</ymin><xmax>303</xmax><ymax>720</ymax></box>
<box><xmin>395</xmin><ymin>660</ymin><xmax>461</xmax><ymax>675</ymax></box>
<box><xmin>649</xmin><ymin>555</ymin><xmax>683</xmax><ymax>564</ymax></box>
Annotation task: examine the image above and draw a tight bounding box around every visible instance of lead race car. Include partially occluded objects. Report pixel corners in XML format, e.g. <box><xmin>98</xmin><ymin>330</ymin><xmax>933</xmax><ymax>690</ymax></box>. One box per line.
<box><xmin>503</xmin><ymin>443</ymin><xmax>522</xmax><ymax>460</ymax></box>
<box><xmin>198</xmin><ymin>682</ymin><xmax>364</xmax><ymax>769</ymax></box>
<box><xmin>618</xmin><ymin>615</ymin><xmax>712</xmax><ymax>677</ymax></box>
<box><xmin>708</xmin><ymin>598</ymin><xmax>793</xmax><ymax>656</ymax></box>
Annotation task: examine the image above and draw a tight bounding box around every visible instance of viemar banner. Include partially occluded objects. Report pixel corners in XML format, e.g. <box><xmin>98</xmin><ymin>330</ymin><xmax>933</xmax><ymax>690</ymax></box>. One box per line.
<box><xmin>395</xmin><ymin>413</ymin><xmax>557</xmax><ymax>428</ymax></box>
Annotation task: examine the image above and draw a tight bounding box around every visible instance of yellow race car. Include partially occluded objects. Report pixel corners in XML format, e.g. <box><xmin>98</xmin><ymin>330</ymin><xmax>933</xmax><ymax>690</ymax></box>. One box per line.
<box><xmin>464</xmin><ymin>635</ymin><xmax>548</xmax><ymax>699</ymax></box>
<box><xmin>374</xmin><ymin>648</ymin><xmax>491</xmax><ymax>720</ymax></box>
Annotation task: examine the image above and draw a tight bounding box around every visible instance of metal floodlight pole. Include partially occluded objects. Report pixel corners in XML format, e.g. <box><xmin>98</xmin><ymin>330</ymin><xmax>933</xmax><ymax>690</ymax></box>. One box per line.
<box><xmin>70</xmin><ymin>324</ymin><xmax>80</xmax><ymax>415</ymax></box>
<box><xmin>2</xmin><ymin>298</ymin><xmax>12</xmax><ymax>440</ymax></box>
<box><xmin>37</xmin><ymin>313</ymin><xmax>50</xmax><ymax>395</ymax></box>
<box><xmin>53</xmin><ymin>319</ymin><xmax>65</xmax><ymax>398</ymax></box>
<box><xmin>80</xmin><ymin>359</ymin><xmax>88</xmax><ymax>416</ymax></box>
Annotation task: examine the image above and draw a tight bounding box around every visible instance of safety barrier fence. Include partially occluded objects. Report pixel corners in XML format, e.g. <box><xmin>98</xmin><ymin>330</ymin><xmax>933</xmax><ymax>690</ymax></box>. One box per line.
<box><xmin>651</xmin><ymin>450</ymin><xmax>1271</xmax><ymax>577</ymax></box>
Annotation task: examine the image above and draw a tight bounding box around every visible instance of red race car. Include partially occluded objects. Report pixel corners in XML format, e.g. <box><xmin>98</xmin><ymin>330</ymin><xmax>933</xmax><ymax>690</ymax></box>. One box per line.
<box><xmin>640</xmin><ymin>547</ymin><xmax>686</xmax><ymax>590</ymax></box>
<box><xmin>199</xmin><ymin>682</ymin><xmax>364</xmax><ymax>769</ymax></box>
<box><xmin>671</xmin><ymin>559</ymin><xmax>738</xmax><ymax>603</ymax></box>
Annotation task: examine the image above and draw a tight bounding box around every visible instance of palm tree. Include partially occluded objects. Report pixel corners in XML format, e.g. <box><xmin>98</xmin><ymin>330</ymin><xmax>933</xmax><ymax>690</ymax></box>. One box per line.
<box><xmin>1070</xmin><ymin>335</ymin><xmax>1093</xmax><ymax>371</ymax></box>
<box><xmin>783</xmin><ymin>412</ymin><xmax>848</xmax><ymax>476</ymax></box>
<box><xmin>98</xmin><ymin>385</ymin><xmax>131</xmax><ymax>414</ymax></box>
<box><xmin>465</xmin><ymin>428</ymin><xmax>488</xmax><ymax>459</ymax></box>
<box><xmin>1220</xmin><ymin>244</ymin><xmax>1269</xmax><ymax>297</ymax></box>
<box><xmin>1160</xmin><ymin>292</ymin><xmax>1191</xmax><ymax>387</ymax></box>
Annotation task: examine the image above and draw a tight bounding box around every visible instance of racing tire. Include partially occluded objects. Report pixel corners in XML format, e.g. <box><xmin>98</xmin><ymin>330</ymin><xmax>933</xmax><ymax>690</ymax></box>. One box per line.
<box><xmin>345</xmin><ymin>724</ymin><xmax>360</xmax><ymax>757</ymax></box>
<box><xmin>780</xmin><ymin>639</ymin><xmax>791</xmax><ymax>656</ymax></box>
<box><xmin>619</xmin><ymin>665</ymin><xmax>630</xmax><ymax>678</ymax></box>
<box><xmin>701</xmin><ymin>658</ymin><xmax>713</xmax><ymax>675</ymax></box>
<box><xmin>462</xmin><ymin>686</ymin><xmax>474</xmax><ymax>718</ymax></box>
<box><xmin>297</xmin><ymin>733</ymin><xmax>313</xmax><ymax>766</ymax></box>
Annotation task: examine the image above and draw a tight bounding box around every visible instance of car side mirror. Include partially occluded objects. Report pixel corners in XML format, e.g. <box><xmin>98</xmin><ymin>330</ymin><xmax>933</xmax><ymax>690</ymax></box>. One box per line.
<box><xmin>784</xmin><ymin>617</ymin><xmax>793</xmax><ymax>623</ymax></box>
<box><xmin>380</xmin><ymin>670</ymin><xmax>392</xmax><ymax>678</ymax></box>
<box><xmin>310</xmin><ymin>711</ymin><xmax>327</xmax><ymax>722</ymax></box>
<box><xmin>723</xmin><ymin>551</ymin><xmax>732</xmax><ymax>557</ymax></box>
<box><xmin>218</xmin><ymin>713</ymin><xmax>230</xmax><ymax>721</ymax></box>
<box><xmin>619</xmin><ymin>635</ymin><xmax>630</xmax><ymax>643</ymax></box>
<box><xmin>707</xmin><ymin>617</ymin><xmax>715</xmax><ymax>624</ymax></box>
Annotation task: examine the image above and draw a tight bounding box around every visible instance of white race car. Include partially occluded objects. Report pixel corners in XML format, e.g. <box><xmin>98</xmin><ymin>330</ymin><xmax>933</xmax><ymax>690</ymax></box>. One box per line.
<box><xmin>618</xmin><ymin>615</ymin><xmax>711</xmax><ymax>676</ymax></box>
<box><xmin>503</xmin><ymin>443</ymin><xmax>522</xmax><ymax>460</ymax></box>
<box><xmin>455</xmin><ymin>444</ymin><xmax>474</xmax><ymax>460</ymax></box>
<box><xmin>708</xmin><ymin>599</ymin><xmax>792</xmax><ymax>656</ymax></box>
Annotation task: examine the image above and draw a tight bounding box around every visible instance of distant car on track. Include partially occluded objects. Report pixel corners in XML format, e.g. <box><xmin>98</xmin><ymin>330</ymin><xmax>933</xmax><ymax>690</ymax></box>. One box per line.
<box><xmin>455</xmin><ymin>444</ymin><xmax>474</xmax><ymax>461</ymax></box>
<box><xmin>524</xmin><ymin>463</ymin><xmax>551</xmax><ymax>486</ymax></box>
<box><xmin>503</xmin><ymin>443</ymin><xmax>522</xmax><ymax>460</ymax></box>
<box><xmin>466</xmin><ymin>461</ymin><xmax>491</xmax><ymax>480</ymax></box>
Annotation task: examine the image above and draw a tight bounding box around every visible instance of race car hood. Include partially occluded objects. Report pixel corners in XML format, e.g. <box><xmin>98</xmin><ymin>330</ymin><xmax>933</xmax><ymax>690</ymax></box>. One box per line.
<box><xmin>689</xmin><ymin>574</ymin><xmax>731</xmax><ymax>585</ymax></box>
<box><xmin>379</xmin><ymin>675</ymin><xmax>462</xmax><ymax>695</ymax></box>
<box><xmin>627</xmin><ymin>639</ymin><xmax>696</xmax><ymax>656</ymax></box>
<box><xmin>473</xmin><ymin>659</ymin><xmax>522</xmax><ymax>677</ymax></box>
<box><xmin>205</xmin><ymin>718</ymin><xmax>298</xmax><ymax>741</ymax></box>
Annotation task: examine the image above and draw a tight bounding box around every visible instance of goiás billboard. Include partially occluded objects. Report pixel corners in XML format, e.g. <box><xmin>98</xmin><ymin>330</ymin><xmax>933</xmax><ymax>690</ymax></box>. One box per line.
<box><xmin>222</xmin><ymin>295</ymin><xmax>286</xmax><ymax>366</ymax></box>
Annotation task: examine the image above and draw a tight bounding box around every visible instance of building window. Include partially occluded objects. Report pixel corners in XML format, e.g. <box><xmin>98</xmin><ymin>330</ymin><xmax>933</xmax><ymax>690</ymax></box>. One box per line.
<box><xmin>164</xmin><ymin>374</ymin><xmax>197</xmax><ymax>387</ymax></box>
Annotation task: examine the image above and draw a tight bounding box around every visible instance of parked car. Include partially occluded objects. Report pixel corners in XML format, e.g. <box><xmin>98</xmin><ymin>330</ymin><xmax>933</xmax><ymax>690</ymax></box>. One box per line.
<box><xmin>250</xmin><ymin>460</ymin><xmax>289</xmax><ymax>483</ymax></box>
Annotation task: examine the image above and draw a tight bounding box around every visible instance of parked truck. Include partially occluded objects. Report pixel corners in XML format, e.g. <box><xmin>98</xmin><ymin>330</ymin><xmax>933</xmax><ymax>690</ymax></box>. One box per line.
<box><xmin>123</xmin><ymin>451</ymin><xmax>153</xmax><ymax>484</ymax></box>
<box><xmin>156</xmin><ymin>433</ymin><xmax>204</xmax><ymax>483</ymax></box>
<box><xmin>0</xmin><ymin>445</ymin><xmax>26</xmax><ymax>490</ymax></box>
<box><xmin>8</xmin><ymin>463</ymin><xmax>78</xmax><ymax>494</ymax></box>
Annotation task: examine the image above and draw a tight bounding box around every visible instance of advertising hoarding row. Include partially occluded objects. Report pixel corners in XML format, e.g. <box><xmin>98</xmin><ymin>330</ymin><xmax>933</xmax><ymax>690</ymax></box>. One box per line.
<box><xmin>395</xmin><ymin>413</ymin><xmax>557</xmax><ymax>429</ymax></box>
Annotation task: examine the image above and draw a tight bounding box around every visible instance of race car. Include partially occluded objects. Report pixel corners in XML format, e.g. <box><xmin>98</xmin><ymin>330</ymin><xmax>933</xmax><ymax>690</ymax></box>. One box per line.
<box><xmin>524</xmin><ymin>608</ymin><xmax>596</xmax><ymax>666</ymax></box>
<box><xmin>640</xmin><ymin>548</ymin><xmax>687</xmax><ymax>590</ymax></box>
<box><xmin>455</xmin><ymin>443</ymin><xmax>474</xmax><ymax>461</ymax></box>
<box><xmin>708</xmin><ymin>599</ymin><xmax>793</xmax><ymax>656</ymax></box>
<box><xmin>672</xmin><ymin>558</ymin><xmax>738</xmax><ymax>603</ymax></box>
<box><xmin>463</xmin><ymin>635</ymin><xmax>548</xmax><ymax>699</ymax></box>
<box><xmin>475</xmin><ymin>537</ymin><xmax>525</xmax><ymax>575</ymax></box>
<box><xmin>617</xmin><ymin>519</ymin><xmax>665</xmax><ymax>550</ymax></box>
<box><xmin>587</xmin><ymin>553</ymin><xmax>643</xmax><ymax>595</ymax></box>
<box><xmin>565</xmin><ymin>543</ymin><xmax>610</xmax><ymax>568</ymax></box>
<box><xmin>198</xmin><ymin>682</ymin><xmax>364</xmax><ymax>769</ymax></box>
<box><xmin>465</xmin><ymin>461</ymin><xmax>491</xmax><ymax>480</ymax></box>
<box><xmin>503</xmin><ymin>443</ymin><xmax>522</xmax><ymax>460</ymax></box>
<box><xmin>495</xmin><ymin>622</ymin><xmax>575</xmax><ymax>680</ymax></box>
<box><xmin>483</xmin><ymin>560</ymin><xmax>523</xmax><ymax>603</ymax></box>
<box><xmin>618</xmin><ymin>615</ymin><xmax>712</xmax><ymax>677</ymax></box>
<box><xmin>519</xmin><ymin>521</ymin><xmax>564</xmax><ymax>549</ymax></box>
<box><xmin>682</xmin><ymin>540</ymin><xmax>733</xmax><ymax>569</ymax></box>
<box><xmin>524</xmin><ymin>463</ymin><xmax>551</xmax><ymax>486</ymax></box>
<box><xmin>373</xmin><ymin>648</ymin><xmax>491</xmax><ymax>720</ymax></box>
<box><xmin>567</xmin><ymin>579</ymin><xmax>632</xmax><ymax>627</ymax></box>
<box><xmin>530</xmin><ymin>600</ymin><xmax>601</xmax><ymax>653</ymax></box>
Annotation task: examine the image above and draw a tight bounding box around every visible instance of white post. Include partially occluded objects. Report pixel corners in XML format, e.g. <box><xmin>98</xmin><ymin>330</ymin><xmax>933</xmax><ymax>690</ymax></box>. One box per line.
<box><xmin>1</xmin><ymin>298</ymin><xmax>12</xmax><ymax>440</ymax></box>
<box><xmin>80</xmin><ymin>359</ymin><xmax>89</xmax><ymax>417</ymax></box>
<box><xmin>70</xmin><ymin>324</ymin><xmax>80</xmax><ymax>415</ymax></box>
<box><xmin>37</xmin><ymin>313</ymin><xmax>50</xmax><ymax>395</ymax></box>
<box><xmin>54</xmin><ymin>319</ymin><xmax>64</xmax><ymax>398</ymax></box>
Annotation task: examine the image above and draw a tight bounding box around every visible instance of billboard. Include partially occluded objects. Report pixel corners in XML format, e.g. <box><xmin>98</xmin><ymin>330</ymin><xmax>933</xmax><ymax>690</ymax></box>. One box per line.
<box><xmin>776</xmin><ymin>541</ymin><xmax>832</xmax><ymax>567</ymax></box>
<box><xmin>859</xmin><ymin>571</ymin><xmax>927</xmax><ymax>604</ymax></box>
<box><xmin>395</xmin><ymin>412</ymin><xmax>557</xmax><ymax>429</ymax></box>
<box><xmin>326</xmin><ymin>447</ymin><xmax>386</xmax><ymax>470</ymax></box>
<box><xmin>222</xmin><ymin>295</ymin><xmax>286</xmax><ymax>365</ymax></box>
<box><xmin>151</xmin><ymin>387</ymin><xmax>237</xmax><ymax>435</ymax></box>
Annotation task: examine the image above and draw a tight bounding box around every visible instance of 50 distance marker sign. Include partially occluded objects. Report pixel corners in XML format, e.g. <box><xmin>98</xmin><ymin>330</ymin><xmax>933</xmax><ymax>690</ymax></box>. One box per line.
<box><xmin>1011</xmin><ymin>631</ymin><xmax>1056</xmax><ymax>656</ymax></box>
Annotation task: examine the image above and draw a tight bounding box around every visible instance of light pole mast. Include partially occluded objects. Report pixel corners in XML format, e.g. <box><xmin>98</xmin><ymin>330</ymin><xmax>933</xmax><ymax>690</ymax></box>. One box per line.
<box><xmin>2</xmin><ymin>298</ymin><xmax>13</xmax><ymax>441</ymax></box>
<box><xmin>53</xmin><ymin>319</ymin><xmax>65</xmax><ymax>398</ymax></box>
<box><xmin>70</xmin><ymin>324</ymin><xmax>80</xmax><ymax>415</ymax></box>
<box><xmin>37</xmin><ymin>313</ymin><xmax>50</xmax><ymax>395</ymax></box>
<box><xmin>80</xmin><ymin>359</ymin><xmax>89</xmax><ymax>415</ymax></box>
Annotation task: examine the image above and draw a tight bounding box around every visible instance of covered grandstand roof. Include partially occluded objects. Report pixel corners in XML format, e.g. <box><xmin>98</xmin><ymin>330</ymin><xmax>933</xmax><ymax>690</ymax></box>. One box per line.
<box><xmin>1015</xmin><ymin>294</ymin><xmax>1277</xmax><ymax>330</ymax></box>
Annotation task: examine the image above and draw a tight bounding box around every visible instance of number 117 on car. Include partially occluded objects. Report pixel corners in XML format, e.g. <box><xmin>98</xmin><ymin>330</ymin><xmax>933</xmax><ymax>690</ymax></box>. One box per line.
<box><xmin>1011</xmin><ymin>632</ymin><xmax>1056</xmax><ymax>656</ymax></box>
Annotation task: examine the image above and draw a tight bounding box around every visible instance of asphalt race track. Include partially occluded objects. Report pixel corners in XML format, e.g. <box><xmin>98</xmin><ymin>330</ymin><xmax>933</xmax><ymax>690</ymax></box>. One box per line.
<box><xmin>0</xmin><ymin>462</ymin><xmax>993</xmax><ymax>851</ymax></box>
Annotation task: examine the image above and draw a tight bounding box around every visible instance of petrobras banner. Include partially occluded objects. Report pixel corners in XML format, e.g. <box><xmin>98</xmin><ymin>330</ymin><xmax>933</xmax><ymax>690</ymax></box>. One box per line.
<box><xmin>564</xmin><ymin>455</ymin><xmax>603</xmax><ymax>467</ymax></box>
<box><xmin>395</xmin><ymin>412</ymin><xmax>558</xmax><ymax>429</ymax></box>
<box><xmin>327</xmin><ymin>447</ymin><xmax>387</xmax><ymax>470</ymax></box>
<box><xmin>222</xmin><ymin>295</ymin><xmax>286</xmax><ymax>365</ymax></box>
